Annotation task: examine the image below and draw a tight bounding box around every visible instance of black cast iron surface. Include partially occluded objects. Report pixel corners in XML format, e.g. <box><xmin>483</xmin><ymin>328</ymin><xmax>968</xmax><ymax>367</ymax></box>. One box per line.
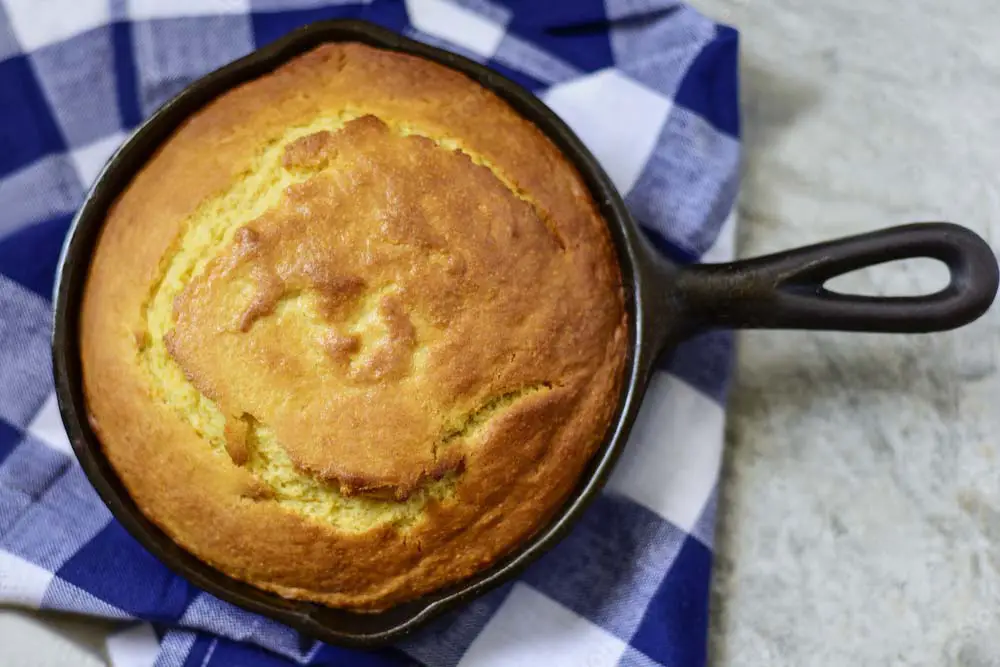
<box><xmin>52</xmin><ymin>20</ymin><xmax>999</xmax><ymax>647</ymax></box>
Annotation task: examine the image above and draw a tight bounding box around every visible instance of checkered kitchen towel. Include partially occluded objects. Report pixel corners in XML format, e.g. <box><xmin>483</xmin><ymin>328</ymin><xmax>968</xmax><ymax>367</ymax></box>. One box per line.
<box><xmin>0</xmin><ymin>1</ymin><xmax>739</xmax><ymax>665</ymax></box>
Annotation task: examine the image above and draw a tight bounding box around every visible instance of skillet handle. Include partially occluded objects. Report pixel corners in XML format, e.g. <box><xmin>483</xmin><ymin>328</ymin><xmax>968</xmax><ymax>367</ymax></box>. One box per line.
<box><xmin>674</xmin><ymin>222</ymin><xmax>999</xmax><ymax>333</ymax></box>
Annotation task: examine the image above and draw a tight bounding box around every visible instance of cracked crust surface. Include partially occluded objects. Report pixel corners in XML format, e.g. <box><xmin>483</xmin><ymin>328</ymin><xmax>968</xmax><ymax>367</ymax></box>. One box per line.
<box><xmin>80</xmin><ymin>43</ymin><xmax>627</xmax><ymax>610</ymax></box>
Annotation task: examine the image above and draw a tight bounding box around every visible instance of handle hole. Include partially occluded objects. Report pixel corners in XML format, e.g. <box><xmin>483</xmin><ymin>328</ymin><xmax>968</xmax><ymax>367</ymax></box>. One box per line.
<box><xmin>823</xmin><ymin>258</ymin><xmax>950</xmax><ymax>297</ymax></box>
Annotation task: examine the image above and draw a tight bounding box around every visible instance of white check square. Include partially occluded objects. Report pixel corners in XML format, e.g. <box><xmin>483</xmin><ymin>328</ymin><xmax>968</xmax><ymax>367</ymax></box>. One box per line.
<box><xmin>25</xmin><ymin>393</ymin><xmax>73</xmax><ymax>457</ymax></box>
<box><xmin>70</xmin><ymin>132</ymin><xmax>126</xmax><ymax>190</ymax></box>
<box><xmin>127</xmin><ymin>0</ymin><xmax>250</xmax><ymax>20</ymax></box>
<box><xmin>542</xmin><ymin>69</ymin><xmax>672</xmax><ymax>195</ymax></box>
<box><xmin>4</xmin><ymin>0</ymin><xmax>108</xmax><ymax>51</ymax></box>
<box><xmin>459</xmin><ymin>583</ymin><xmax>628</xmax><ymax>667</ymax></box>
<box><xmin>0</xmin><ymin>550</ymin><xmax>54</xmax><ymax>608</ymax></box>
<box><xmin>405</xmin><ymin>0</ymin><xmax>507</xmax><ymax>59</ymax></box>
<box><xmin>608</xmin><ymin>372</ymin><xmax>724</xmax><ymax>532</ymax></box>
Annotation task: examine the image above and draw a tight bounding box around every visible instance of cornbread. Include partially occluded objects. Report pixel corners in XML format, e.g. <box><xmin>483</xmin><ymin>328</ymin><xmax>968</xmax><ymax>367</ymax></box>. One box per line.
<box><xmin>80</xmin><ymin>43</ymin><xmax>627</xmax><ymax>610</ymax></box>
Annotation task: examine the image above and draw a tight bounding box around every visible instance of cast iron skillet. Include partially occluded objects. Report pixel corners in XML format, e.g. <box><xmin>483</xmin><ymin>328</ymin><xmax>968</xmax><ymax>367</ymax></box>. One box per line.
<box><xmin>52</xmin><ymin>20</ymin><xmax>999</xmax><ymax>647</ymax></box>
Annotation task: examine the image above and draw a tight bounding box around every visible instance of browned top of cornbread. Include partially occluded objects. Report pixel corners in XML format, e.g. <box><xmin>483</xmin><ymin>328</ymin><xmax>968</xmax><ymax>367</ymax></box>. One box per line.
<box><xmin>80</xmin><ymin>42</ymin><xmax>627</xmax><ymax>610</ymax></box>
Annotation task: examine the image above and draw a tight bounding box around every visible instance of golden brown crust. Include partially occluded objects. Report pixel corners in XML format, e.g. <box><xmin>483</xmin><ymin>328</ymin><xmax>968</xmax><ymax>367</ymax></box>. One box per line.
<box><xmin>80</xmin><ymin>43</ymin><xmax>627</xmax><ymax>610</ymax></box>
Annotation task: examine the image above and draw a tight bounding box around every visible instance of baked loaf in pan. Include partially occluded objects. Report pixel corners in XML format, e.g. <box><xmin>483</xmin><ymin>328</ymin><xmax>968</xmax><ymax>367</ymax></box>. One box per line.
<box><xmin>81</xmin><ymin>42</ymin><xmax>627</xmax><ymax>610</ymax></box>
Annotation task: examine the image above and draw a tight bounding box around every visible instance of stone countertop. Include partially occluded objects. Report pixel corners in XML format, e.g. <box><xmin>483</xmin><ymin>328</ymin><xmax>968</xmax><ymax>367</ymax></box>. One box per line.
<box><xmin>699</xmin><ymin>0</ymin><xmax>1000</xmax><ymax>664</ymax></box>
<box><xmin>3</xmin><ymin>1</ymin><xmax>999</xmax><ymax>665</ymax></box>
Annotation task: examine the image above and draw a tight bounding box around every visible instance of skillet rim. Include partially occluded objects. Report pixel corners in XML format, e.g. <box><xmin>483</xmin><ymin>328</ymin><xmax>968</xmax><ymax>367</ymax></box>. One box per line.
<box><xmin>51</xmin><ymin>18</ymin><xmax>671</xmax><ymax>646</ymax></box>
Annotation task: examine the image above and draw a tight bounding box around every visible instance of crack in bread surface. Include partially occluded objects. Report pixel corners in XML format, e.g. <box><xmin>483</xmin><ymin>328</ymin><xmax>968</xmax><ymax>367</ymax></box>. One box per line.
<box><xmin>138</xmin><ymin>111</ymin><xmax>557</xmax><ymax>532</ymax></box>
<box><xmin>440</xmin><ymin>383</ymin><xmax>552</xmax><ymax>446</ymax></box>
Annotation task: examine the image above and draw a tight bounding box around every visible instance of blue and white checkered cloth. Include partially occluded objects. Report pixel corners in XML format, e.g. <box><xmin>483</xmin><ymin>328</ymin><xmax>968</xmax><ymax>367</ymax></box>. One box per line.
<box><xmin>0</xmin><ymin>1</ymin><xmax>739</xmax><ymax>665</ymax></box>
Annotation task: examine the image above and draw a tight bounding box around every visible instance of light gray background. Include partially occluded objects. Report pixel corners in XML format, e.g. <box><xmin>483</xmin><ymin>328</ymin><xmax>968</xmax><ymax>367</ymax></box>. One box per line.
<box><xmin>3</xmin><ymin>0</ymin><xmax>999</xmax><ymax>664</ymax></box>
<box><xmin>705</xmin><ymin>1</ymin><xmax>1000</xmax><ymax>665</ymax></box>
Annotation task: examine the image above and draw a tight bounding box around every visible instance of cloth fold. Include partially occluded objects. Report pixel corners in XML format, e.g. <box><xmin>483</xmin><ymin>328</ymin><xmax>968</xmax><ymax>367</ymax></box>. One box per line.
<box><xmin>0</xmin><ymin>1</ymin><xmax>739</xmax><ymax>665</ymax></box>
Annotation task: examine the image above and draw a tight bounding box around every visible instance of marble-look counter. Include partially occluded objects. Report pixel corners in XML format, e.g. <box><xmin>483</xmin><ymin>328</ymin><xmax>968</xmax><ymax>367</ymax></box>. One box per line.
<box><xmin>700</xmin><ymin>0</ymin><xmax>1000</xmax><ymax>664</ymax></box>
<box><xmin>3</xmin><ymin>1</ymin><xmax>998</xmax><ymax>664</ymax></box>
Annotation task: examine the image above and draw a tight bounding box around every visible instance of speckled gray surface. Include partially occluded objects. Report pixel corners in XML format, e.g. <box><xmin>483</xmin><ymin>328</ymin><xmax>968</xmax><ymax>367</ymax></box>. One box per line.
<box><xmin>700</xmin><ymin>0</ymin><xmax>1000</xmax><ymax>665</ymax></box>
<box><xmin>3</xmin><ymin>1</ymin><xmax>1000</xmax><ymax>665</ymax></box>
